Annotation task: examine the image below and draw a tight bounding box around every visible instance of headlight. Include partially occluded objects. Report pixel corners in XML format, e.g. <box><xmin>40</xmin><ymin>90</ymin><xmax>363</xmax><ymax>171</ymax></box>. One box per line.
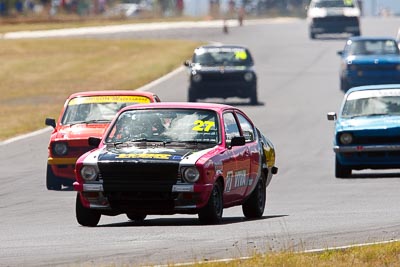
<box><xmin>81</xmin><ymin>166</ymin><xmax>98</xmax><ymax>181</ymax></box>
<box><xmin>182</xmin><ymin>167</ymin><xmax>200</xmax><ymax>183</ymax></box>
<box><xmin>192</xmin><ymin>74</ymin><xmax>202</xmax><ymax>82</ymax></box>
<box><xmin>244</xmin><ymin>72</ymin><xmax>254</xmax><ymax>82</ymax></box>
<box><xmin>53</xmin><ymin>142</ymin><xmax>68</xmax><ymax>156</ymax></box>
<box><xmin>349</xmin><ymin>65</ymin><xmax>358</xmax><ymax>71</ymax></box>
<box><xmin>339</xmin><ymin>133</ymin><xmax>353</xmax><ymax>145</ymax></box>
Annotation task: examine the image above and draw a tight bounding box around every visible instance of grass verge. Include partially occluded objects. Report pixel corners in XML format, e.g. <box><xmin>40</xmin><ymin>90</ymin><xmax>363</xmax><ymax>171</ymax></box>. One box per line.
<box><xmin>0</xmin><ymin>38</ymin><xmax>202</xmax><ymax>141</ymax></box>
<box><xmin>171</xmin><ymin>241</ymin><xmax>400</xmax><ymax>267</ymax></box>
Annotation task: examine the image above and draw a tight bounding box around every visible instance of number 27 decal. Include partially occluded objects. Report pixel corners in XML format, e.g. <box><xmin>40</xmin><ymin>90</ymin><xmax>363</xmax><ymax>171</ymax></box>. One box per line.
<box><xmin>192</xmin><ymin>120</ymin><xmax>215</xmax><ymax>132</ymax></box>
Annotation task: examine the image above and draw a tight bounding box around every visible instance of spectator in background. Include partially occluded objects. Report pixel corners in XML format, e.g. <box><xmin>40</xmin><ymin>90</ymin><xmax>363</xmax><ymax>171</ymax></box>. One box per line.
<box><xmin>176</xmin><ymin>0</ymin><xmax>183</xmax><ymax>16</ymax></box>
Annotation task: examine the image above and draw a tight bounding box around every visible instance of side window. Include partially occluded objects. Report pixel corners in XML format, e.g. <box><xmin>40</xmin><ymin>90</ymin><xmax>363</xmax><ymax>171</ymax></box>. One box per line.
<box><xmin>236</xmin><ymin>113</ymin><xmax>255</xmax><ymax>142</ymax></box>
<box><xmin>223</xmin><ymin>112</ymin><xmax>240</xmax><ymax>141</ymax></box>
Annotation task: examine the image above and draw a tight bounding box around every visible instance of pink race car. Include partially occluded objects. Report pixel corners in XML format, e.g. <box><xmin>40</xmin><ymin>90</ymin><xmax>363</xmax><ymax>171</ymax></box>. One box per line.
<box><xmin>73</xmin><ymin>102</ymin><xmax>277</xmax><ymax>226</ymax></box>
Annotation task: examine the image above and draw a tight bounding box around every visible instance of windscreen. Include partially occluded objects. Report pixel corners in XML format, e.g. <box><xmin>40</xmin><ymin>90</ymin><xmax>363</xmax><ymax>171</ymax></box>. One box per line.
<box><xmin>106</xmin><ymin>109</ymin><xmax>220</xmax><ymax>144</ymax></box>
<box><xmin>342</xmin><ymin>89</ymin><xmax>400</xmax><ymax>117</ymax></box>
<box><xmin>193</xmin><ymin>47</ymin><xmax>253</xmax><ymax>67</ymax></box>
<box><xmin>313</xmin><ymin>0</ymin><xmax>355</xmax><ymax>8</ymax></box>
<box><xmin>61</xmin><ymin>95</ymin><xmax>151</xmax><ymax>124</ymax></box>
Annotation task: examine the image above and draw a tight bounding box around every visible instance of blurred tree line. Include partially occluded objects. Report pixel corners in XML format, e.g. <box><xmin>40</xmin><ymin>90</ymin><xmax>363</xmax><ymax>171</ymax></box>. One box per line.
<box><xmin>0</xmin><ymin>0</ymin><xmax>310</xmax><ymax>19</ymax></box>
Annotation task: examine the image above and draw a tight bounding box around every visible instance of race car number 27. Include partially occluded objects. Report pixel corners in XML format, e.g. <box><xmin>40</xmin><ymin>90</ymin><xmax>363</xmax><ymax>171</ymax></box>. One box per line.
<box><xmin>192</xmin><ymin>120</ymin><xmax>215</xmax><ymax>132</ymax></box>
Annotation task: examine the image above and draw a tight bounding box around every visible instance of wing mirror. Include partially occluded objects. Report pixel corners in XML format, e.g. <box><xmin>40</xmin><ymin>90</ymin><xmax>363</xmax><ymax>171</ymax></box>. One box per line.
<box><xmin>327</xmin><ymin>112</ymin><xmax>337</xmax><ymax>121</ymax></box>
<box><xmin>45</xmin><ymin>118</ymin><xmax>56</xmax><ymax>128</ymax></box>
<box><xmin>229</xmin><ymin>136</ymin><xmax>246</xmax><ymax>148</ymax></box>
<box><xmin>88</xmin><ymin>137</ymin><xmax>101</xmax><ymax>147</ymax></box>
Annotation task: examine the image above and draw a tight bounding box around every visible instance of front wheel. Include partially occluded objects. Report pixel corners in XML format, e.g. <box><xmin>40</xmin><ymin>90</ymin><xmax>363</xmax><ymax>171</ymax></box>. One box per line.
<box><xmin>242</xmin><ymin>173</ymin><xmax>266</xmax><ymax>219</ymax></box>
<box><xmin>198</xmin><ymin>182</ymin><xmax>223</xmax><ymax>224</ymax></box>
<box><xmin>188</xmin><ymin>88</ymin><xmax>197</xmax><ymax>102</ymax></box>
<box><xmin>76</xmin><ymin>193</ymin><xmax>101</xmax><ymax>227</ymax></box>
<box><xmin>340</xmin><ymin>78</ymin><xmax>350</xmax><ymax>92</ymax></box>
<box><xmin>309</xmin><ymin>29</ymin><xmax>316</xmax><ymax>39</ymax></box>
<box><xmin>46</xmin><ymin>165</ymin><xmax>62</xmax><ymax>190</ymax></box>
<box><xmin>250</xmin><ymin>87</ymin><xmax>258</xmax><ymax>105</ymax></box>
<box><xmin>127</xmin><ymin>213</ymin><xmax>147</xmax><ymax>222</ymax></box>
<box><xmin>335</xmin><ymin>157</ymin><xmax>352</xmax><ymax>178</ymax></box>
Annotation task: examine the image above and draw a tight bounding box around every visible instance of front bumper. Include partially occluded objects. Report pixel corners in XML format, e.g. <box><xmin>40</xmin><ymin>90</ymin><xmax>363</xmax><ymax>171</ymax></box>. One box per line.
<box><xmin>310</xmin><ymin>16</ymin><xmax>359</xmax><ymax>34</ymax></box>
<box><xmin>74</xmin><ymin>181</ymin><xmax>213</xmax><ymax>214</ymax></box>
<box><xmin>344</xmin><ymin>71</ymin><xmax>400</xmax><ymax>88</ymax></box>
<box><xmin>191</xmin><ymin>81</ymin><xmax>256</xmax><ymax>99</ymax></box>
<box><xmin>335</xmin><ymin>144</ymin><xmax>400</xmax><ymax>168</ymax></box>
<box><xmin>47</xmin><ymin>157</ymin><xmax>78</xmax><ymax>180</ymax></box>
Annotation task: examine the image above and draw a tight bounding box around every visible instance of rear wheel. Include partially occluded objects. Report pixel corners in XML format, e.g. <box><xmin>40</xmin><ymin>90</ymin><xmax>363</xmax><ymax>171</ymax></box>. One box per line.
<box><xmin>76</xmin><ymin>193</ymin><xmax>101</xmax><ymax>227</ymax></box>
<box><xmin>335</xmin><ymin>157</ymin><xmax>352</xmax><ymax>178</ymax></box>
<box><xmin>46</xmin><ymin>165</ymin><xmax>62</xmax><ymax>190</ymax></box>
<box><xmin>242</xmin><ymin>173</ymin><xmax>266</xmax><ymax>219</ymax></box>
<box><xmin>198</xmin><ymin>182</ymin><xmax>223</xmax><ymax>224</ymax></box>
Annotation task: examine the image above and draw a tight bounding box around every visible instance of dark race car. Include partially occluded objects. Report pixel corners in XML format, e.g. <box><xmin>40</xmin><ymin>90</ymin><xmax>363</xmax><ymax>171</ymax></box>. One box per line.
<box><xmin>45</xmin><ymin>90</ymin><xmax>161</xmax><ymax>190</ymax></box>
<box><xmin>184</xmin><ymin>45</ymin><xmax>258</xmax><ymax>105</ymax></box>
<box><xmin>73</xmin><ymin>102</ymin><xmax>277</xmax><ymax>226</ymax></box>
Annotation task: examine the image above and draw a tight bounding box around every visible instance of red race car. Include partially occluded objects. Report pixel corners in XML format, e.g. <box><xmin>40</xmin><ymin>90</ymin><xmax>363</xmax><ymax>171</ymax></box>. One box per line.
<box><xmin>45</xmin><ymin>90</ymin><xmax>161</xmax><ymax>190</ymax></box>
<box><xmin>73</xmin><ymin>102</ymin><xmax>278</xmax><ymax>226</ymax></box>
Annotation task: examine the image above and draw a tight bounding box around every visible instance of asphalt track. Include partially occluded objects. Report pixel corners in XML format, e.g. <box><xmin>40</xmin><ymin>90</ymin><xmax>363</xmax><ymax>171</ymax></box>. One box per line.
<box><xmin>1</xmin><ymin>17</ymin><xmax>400</xmax><ymax>266</ymax></box>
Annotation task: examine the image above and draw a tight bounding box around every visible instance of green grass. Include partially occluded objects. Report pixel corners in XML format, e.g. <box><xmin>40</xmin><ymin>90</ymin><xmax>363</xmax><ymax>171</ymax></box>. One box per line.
<box><xmin>166</xmin><ymin>241</ymin><xmax>400</xmax><ymax>267</ymax></box>
<box><xmin>0</xmin><ymin>38</ymin><xmax>202</xmax><ymax>141</ymax></box>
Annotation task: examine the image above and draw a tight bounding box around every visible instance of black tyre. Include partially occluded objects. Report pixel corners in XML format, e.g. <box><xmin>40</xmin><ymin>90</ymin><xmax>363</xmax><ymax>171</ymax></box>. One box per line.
<box><xmin>127</xmin><ymin>213</ymin><xmax>147</xmax><ymax>222</ymax></box>
<box><xmin>335</xmin><ymin>157</ymin><xmax>352</xmax><ymax>178</ymax></box>
<box><xmin>76</xmin><ymin>193</ymin><xmax>101</xmax><ymax>227</ymax></box>
<box><xmin>309</xmin><ymin>30</ymin><xmax>316</xmax><ymax>39</ymax></box>
<box><xmin>188</xmin><ymin>89</ymin><xmax>197</xmax><ymax>102</ymax></box>
<box><xmin>198</xmin><ymin>182</ymin><xmax>223</xmax><ymax>224</ymax></box>
<box><xmin>340</xmin><ymin>78</ymin><xmax>350</xmax><ymax>92</ymax></box>
<box><xmin>242</xmin><ymin>173</ymin><xmax>266</xmax><ymax>219</ymax></box>
<box><xmin>46</xmin><ymin>165</ymin><xmax>62</xmax><ymax>190</ymax></box>
<box><xmin>250</xmin><ymin>88</ymin><xmax>258</xmax><ymax>105</ymax></box>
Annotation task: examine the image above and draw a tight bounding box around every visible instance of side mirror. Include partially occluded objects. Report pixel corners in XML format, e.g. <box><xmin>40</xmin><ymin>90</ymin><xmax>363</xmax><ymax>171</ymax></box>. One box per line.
<box><xmin>88</xmin><ymin>137</ymin><xmax>101</xmax><ymax>147</ymax></box>
<box><xmin>183</xmin><ymin>60</ymin><xmax>191</xmax><ymax>67</ymax></box>
<box><xmin>327</xmin><ymin>112</ymin><xmax>337</xmax><ymax>121</ymax></box>
<box><xmin>337</xmin><ymin>50</ymin><xmax>343</xmax><ymax>56</ymax></box>
<box><xmin>45</xmin><ymin>118</ymin><xmax>56</xmax><ymax>128</ymax></box>
<box><xmin>230</xmin><ymin>136</ymin><xmax>246</xmax><ymax>147</ymax></box>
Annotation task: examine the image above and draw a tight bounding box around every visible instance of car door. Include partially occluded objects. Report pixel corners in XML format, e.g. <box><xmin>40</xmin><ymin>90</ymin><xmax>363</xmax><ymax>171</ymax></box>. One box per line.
<box><xmin>222</xmin><ymin>111</ymin><xmax>251</xmax><ymax>204</ymax></box>
<box><xmin>235</xmin><ymin>111</ymin><xmax>261</xmax><ymax>198</ymax></box>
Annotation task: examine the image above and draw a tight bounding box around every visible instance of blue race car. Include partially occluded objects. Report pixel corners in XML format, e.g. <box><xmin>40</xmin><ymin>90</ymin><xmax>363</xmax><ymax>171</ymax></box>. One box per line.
<box><xmin>327</xmin><ymin>84</ymin><xmax>400</xmax><ymax>178</ymax></box>
<box><xmin>337</xmin><ymin>37</ymin><xmax>400</xmax><ymax>92</ymax></box>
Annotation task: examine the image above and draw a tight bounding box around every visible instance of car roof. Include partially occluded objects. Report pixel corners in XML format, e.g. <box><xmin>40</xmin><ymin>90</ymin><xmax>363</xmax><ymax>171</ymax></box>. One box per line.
<box><xmin>346</xmin><ymin>84</ymin><xmax>400</xmax><ymax>94</ymax></box>
<box><xmin>120</xmin><ymin>102</ymin><xmax>240</xmax><ymax>113</ymax></box>
<box><xmin>347</xmin><ymin>36</ymin><xmax>396</xmax><ymax>42</ymax></box>
<box><xmin>196</xmin><ymin>44</ymin><xmax>249</xmax><ymax>50</ymax></box>
<box><xmin>67</xmin><ymin>90</ymin><xmax>157</xmax><ymax>99</ymax></box>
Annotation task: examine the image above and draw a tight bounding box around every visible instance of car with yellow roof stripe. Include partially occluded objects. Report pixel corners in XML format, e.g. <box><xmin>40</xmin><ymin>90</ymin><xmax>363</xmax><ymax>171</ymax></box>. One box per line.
<box><xmin>45</xmin><ymin>90</ymin><xmax>161</xmax><ymax>190</ymax></box>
